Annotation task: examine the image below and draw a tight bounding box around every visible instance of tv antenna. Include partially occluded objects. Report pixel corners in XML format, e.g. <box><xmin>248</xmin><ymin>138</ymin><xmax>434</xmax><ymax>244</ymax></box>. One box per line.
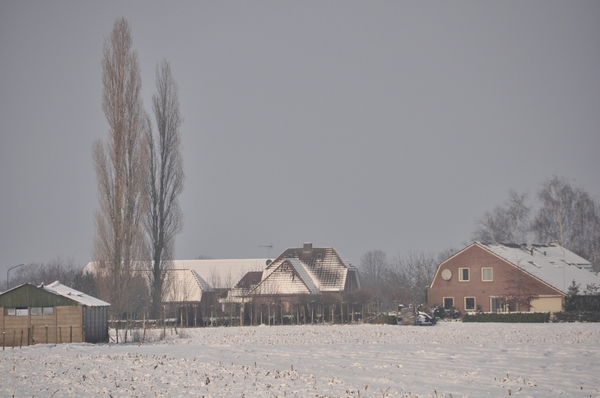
<box><xmin>258</xmin><ymin>244</ymin><xmax>273</xmax><ymax>257</ymax></box>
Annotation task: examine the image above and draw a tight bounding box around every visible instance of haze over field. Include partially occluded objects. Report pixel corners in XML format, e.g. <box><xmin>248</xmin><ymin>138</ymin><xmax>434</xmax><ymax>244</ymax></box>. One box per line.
<box><xmin>1</xmin><ymin>2</ymin><xmax>599</xmax><ymax>275</ymax></box>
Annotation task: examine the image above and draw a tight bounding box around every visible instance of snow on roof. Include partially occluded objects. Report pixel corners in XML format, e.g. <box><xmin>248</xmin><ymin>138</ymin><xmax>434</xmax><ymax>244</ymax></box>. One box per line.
<box><xmin>43</xmin><ymin>281</ymin><xmax>110</xmax><ymax>307</ymax></box>
<box><xmin>251</xmin><ymin>258</ymin><xmax>320</xmax><ymax>296</ymax></box>
<box><xmin>163</xmin><ymin>269</ymin><xmax>211</xmax><ymax>303</ymax></box>
<box><xmin>288</xmin><ymin>258</ymin><xmax>319</xmax><ymax>294</ymax></box>
<box><xmin>84</xmin><ymin>259</ymin><xmax>269</xmax><ymax>290</ymax></box>
<box><xmin>478</xmin><ymin>242</ymin><xmax>600</xmax><ymax>294</ymax></box>
<box><xmin>172</xmin><ymin>259</ymin><xmax>269</xmax><ymax>289</ymax></box>
<box><xmin>259</xmin><ymin>246</ymin><xmax>354</xmax><ymax>293</ymax></box>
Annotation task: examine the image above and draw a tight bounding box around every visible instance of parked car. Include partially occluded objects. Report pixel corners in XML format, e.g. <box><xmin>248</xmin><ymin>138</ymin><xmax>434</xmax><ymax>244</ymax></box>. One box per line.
<box><xmin>416</xmin><ymin>311</ymin><xmax>436</xmax><ymax>326</ymax></box>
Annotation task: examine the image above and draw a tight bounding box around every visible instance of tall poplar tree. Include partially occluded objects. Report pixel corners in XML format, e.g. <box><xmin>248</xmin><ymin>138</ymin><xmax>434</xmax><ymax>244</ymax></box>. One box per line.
<box><xmin>145</xmin><ymin>59</ymin><xmax>185</xmax><ymax>319</ymax></box>
<box><xmin>93</xmin><ymin>18</ymin><xmax>149</xmax><ymax>317</ymax></box>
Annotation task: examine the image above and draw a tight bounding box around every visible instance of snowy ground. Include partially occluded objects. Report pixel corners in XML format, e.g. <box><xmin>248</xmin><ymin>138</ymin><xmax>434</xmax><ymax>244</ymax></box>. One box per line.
<box><xmin>1</xmin><ymin>322</ymin><xmax>599</xmax><ymax>397</ymax></box>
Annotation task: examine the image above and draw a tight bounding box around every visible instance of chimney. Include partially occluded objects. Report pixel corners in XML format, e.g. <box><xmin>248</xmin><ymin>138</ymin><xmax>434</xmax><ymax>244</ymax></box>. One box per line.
<box><xmin>303</xmin><ymin>242</ymin><xmax>313</xmax><ymax>253</ymax></box>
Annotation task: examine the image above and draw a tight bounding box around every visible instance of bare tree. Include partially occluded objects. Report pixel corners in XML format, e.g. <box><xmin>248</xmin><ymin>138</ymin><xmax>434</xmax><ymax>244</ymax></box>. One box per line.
<box><xmin>532</xmin><ymin>176</ymin><xmax>600</xmax><ymax>262</ymax></box>
<box><xmin>473</xmin><ymin>177</ymin><xmax>600</xmax><ymax>263</ymax></box>
<box><xmin>357</xmin><ymin>249</ymin><xmax>452</xmax><ymax>312</ymax></box>
<box><xmin>93</xmin><ymin>18</ymin><xmax>149</xmax><ymax>318</ymax></box>
<box><xmin>358</xmin><ymin>250</ymin><xmax>389</xmax><ymax>289</ymax></box>
<box><xmin>388</xmin><ymin>251</ymin><xmax>438</xmax><ymax>305</ymax></box>
<box><xmin>144</xmin><ymin>59</ymin><xmax>185</xmax><ymax>319</ymax></box>
<box><xmin>357</xmin><ymin>250</ymin><xmax>389</xmax><ymax>313</ymax></box>
<box><xmin>503</xmin><ymin>261</ymin><xmax>539</xmax><ymax>311</ymax></box>
<box><xmin>10</xmin><ymin>257</ymin><xmax>82</xmax><ymax>289</ymax></box>
<box><xmin>473</xmin><ymin>189</ymin><xmax>532</xmax><ymax>243</ymax></box>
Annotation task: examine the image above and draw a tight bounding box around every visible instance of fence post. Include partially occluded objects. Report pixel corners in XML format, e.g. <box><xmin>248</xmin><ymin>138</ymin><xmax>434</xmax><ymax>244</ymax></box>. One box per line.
<box><xmin>20</xmin><ymin>330</ymin><xmax>23</xmax><ymax>348</ymax></box>
<box><xmin>59</xmin><ymin>327</ymin><xmax>62</xmax><ymax>344</ymax></box>
<box><xmin>142</xmin><ymin>312</ymin><xmax>147</xmax><ymax>342</ymax></box>
<box><xmin>46</xmin><ymin>325</ymin><xmax>48</xmax><ymax>344</ymax></box>
<box><xmin>2</xmin><ymin>331</ymin><xmax>4</xmax><ymax>350</ymax></box>
<box><xmin>70</xmin><ymin>326</ymin><xmax>72</xmax><ymax>343</ymax></box>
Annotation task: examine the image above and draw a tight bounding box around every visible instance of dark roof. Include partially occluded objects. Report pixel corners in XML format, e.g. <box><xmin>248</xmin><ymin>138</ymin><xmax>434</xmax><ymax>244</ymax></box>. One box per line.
<box><xmin>235</xmin><ymin>271</ymin><xmax>263</xmax><ymax>288</ymax></box>
<box><xmin>0</xmin><ymin>283</ymin><xmax>78</xmax><ymax>307</ymax></box>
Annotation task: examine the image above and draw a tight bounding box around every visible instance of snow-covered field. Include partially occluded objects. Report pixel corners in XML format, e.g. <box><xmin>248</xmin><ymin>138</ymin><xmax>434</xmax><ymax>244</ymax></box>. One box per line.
<box><xmin>1</xmin><ymin>322</ymin><xmax>599</xmax><ymax>397</ymax></box>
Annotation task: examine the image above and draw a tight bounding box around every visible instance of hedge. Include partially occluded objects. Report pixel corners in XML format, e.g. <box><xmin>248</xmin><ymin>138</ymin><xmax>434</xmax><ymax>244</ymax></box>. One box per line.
<box><xmin>462</xmin><ymin>312</ymin><xmax>550</xmax><ymax>323</ymax></box>
<box><xmin>552</xmin><ymin>311</ymin><xmax>600</xmax><ymax>323</ymax></box>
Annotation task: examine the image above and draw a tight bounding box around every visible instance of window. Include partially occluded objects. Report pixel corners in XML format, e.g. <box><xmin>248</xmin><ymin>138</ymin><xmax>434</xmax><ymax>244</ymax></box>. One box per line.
<box><xmin>465</xmin><ymin>297</ymin><xmax>476</xmax><ymax>311</ymax></box>
<box><xmin>491</xmin><ymin>297</ymin><xmax>503</xmax><ymax>312</ymax></box>
<box><xmin>4</xmin><ymin>308</ymin><xmax>16</xmax><ymax>316</ymax></box>
<box><xmin>31</xmin><ymin>307</ymin><xmax>54</xmax><ymax>315</ymax></box>
<box><xmin>458</xmin><ymin>268</ymin><xmax>470</xmax><ymax>281</ymax></box>
<box><xmin>482</xmin><ymin>267</ymin><xmax>493</xmax><ymax>281</ymax></box>
<box><xmin>16</xmin><ymin>308</ymin><xmax>29</xmax><ymax>316</ymax></box>
<box><xmin>443</xmin><ymin>297</ymin><xmax>454</xmax><ymax>309</ymax></box>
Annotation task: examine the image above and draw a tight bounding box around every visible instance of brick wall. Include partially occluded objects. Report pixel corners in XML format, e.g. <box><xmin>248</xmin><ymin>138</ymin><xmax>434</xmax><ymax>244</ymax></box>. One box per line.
<box><xmin>428</xmin><ymin>244</ymin><xmax>561</xmax><ymax>313</ymax></box>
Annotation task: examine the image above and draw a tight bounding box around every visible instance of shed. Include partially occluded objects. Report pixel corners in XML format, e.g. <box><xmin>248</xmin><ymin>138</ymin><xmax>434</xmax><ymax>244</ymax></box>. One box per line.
<box><xmin>0</xmin><ymin>281</ymin><xmax>110</xmax><ymax>346</ymax></box>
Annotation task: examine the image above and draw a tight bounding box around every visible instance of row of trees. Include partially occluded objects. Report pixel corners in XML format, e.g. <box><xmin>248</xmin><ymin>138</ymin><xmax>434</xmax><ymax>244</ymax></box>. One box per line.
<box><xmin>7</xmin><ymin>257</ymin><xmax>85</xmax><ymax>291</ymax></box>
<box><xmin>356</xmin><ymin>249</ymin><xmax>454</xmax><ymax>311</ymax></box>
<box><xmin>92</xmin><ymin>18</ymin><xmax>184</xmax><ymax>319</ymax></box>
<box><xmin>473</xmin><ymin>176</ymin><xmax>600</xmax><ymax>263</ymax></box>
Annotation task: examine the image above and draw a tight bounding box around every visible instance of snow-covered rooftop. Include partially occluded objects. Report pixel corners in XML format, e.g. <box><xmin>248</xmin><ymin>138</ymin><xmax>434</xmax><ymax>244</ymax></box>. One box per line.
<box><xmin>43</xmin><ymin>281</ymin><xmax>110</xmax><ymax>307</ymax></box>
<box><xmin>162</xmin><ymin>269</ymin><xmax>212</xmax><ymax>303</ymax></box>
<box><xmin>478</xmin><ymin>242</ymin><xmax>600</xmax><ymax>294</ymax></box>
<box><xmin>171</xmin><ymin>259</ymin><xmax>269</xmax><ymax>289</ymax></box>
<box><xmin>255</xmin><ymin>245</ymin><xmax>356</xmax><ymax>294</ymax></box>
<box><xmin>84</xmin><ymin>259</ymin><xmax>270</xmax><ymax>290</ymax></box>
<box><xmin>288</xmin><ymin>258</ymin><xmax>320</xmax><ymax>294</ymax></box>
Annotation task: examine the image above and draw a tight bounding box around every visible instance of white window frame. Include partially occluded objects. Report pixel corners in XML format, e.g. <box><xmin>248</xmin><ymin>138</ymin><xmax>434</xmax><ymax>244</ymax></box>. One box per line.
<box><xmin>481</xmin><ymin>267</ymin><xmax>493</xmax><ymax>282</ymax></box>
<box><xmin>16</xmin><ymin>308</ymin><xmax>29</xmax><ymax>316</ymax></box>
<box><xmin>4</xmin><ymin>308</ymin><xmax>16</xmax><ymax>316</ymax></box>
<box><xmin>443</xmin><ymin>297</ymin><xmax>454</xmax><ymax>309</ymax></box>
<box><xmin>465</xmin><ymin>297</ymin><xmax>476</xmax><ymax>311</ymax></box>
<box><xmin>458</xmin><ymin>267</ymin><xmax>470</xmax><ymax>282</ymax></box>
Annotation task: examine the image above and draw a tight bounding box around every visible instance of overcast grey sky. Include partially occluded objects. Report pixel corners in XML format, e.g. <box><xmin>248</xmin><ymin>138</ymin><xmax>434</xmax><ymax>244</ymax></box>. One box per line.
<box><xmin>1</xmin><ymin>1</ymin><xmax>599</xmax><ymax>278</ymax></box>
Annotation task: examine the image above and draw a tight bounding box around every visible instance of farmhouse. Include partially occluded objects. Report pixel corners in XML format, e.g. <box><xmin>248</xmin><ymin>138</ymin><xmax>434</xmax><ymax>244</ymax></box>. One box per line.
<box><xmin>427</xmin><ymin>242</ymin><xmax>600</xmax><ymax>314</ymax></box>
<box><xmin>225</xmin><ymin>243</ymin><xmax>360</xmax><ymax>303</ymax></box>
<box><xmin>0</xmin><ymin>281</ymin><xmax>109</xmax><ymax>346</ymax></box>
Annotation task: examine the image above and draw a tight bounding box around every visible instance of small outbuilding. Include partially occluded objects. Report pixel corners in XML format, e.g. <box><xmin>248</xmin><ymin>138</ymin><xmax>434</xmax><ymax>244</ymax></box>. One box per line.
<box><xmin>0</xmin><ymin>281</ymin><xmax>110</xmax><ymax>346</ymax></box>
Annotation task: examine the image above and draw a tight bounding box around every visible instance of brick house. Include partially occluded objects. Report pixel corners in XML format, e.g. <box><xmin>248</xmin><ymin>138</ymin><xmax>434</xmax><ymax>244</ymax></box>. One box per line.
<box><xmin>427</xmin><ymin>242</ymin><xmax>600</xmax><ymax>314</ymax></box>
